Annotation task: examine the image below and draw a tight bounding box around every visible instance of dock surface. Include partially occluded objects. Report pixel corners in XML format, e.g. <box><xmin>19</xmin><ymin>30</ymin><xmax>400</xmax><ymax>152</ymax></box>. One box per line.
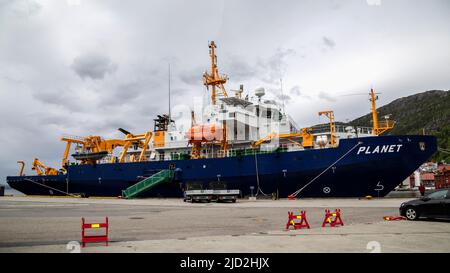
<box><xmin>0</xmin><ymin>196</ymin><xmax>449</xmax><ymax>253</ymax></box>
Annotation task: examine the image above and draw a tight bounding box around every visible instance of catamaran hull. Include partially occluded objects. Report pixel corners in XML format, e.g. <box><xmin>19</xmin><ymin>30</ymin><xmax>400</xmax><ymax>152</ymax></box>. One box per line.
<box><xmin>7</xmin><ymin>135</ymin><xmax>437</xmax><ymax>198</ymax></box>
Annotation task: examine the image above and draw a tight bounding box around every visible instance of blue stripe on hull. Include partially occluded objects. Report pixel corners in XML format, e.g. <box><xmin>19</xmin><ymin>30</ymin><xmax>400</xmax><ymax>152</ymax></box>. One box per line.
<box><xmin>7</xmin><ymin>135</ymin><xmax>437</xmax><ymax>198</ymax></box>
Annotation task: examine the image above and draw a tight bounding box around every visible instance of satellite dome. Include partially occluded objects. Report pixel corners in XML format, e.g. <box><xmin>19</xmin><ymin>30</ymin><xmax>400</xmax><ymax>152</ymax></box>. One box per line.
<box><xmin>255</xmin><ymin>87</ymin><xmax>265</xmax><ymax>98</ymax></box>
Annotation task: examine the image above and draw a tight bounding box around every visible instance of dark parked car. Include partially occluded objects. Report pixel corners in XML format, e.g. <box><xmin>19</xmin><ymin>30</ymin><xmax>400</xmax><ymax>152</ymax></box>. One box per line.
<box><xmin>400</xmin><ymin>189</ymin><xmax>450</xmax><ymax>220</ymax></box>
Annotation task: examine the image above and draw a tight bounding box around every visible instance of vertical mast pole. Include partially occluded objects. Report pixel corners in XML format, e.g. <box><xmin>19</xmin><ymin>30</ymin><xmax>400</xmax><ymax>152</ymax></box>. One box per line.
<box><xmin>370</xmin><ymin>88</ymin><xmax>379</xmax><ymax>135</ymax></box>
<box><xmin>168</xmin><ymin>63</ymin><xmax>171</xmax><ymax>126</ymax></box>
<box><xmin>210</xmin><ymin>42</ymin><xmax>216</xmax><ymax>105</ymax></box>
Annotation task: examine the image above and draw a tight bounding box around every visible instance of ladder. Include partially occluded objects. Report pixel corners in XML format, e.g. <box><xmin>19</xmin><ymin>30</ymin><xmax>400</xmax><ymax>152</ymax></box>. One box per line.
<box><xmin>122</xmin><ymin>169</ymin><xmax>174</xmax><ymax>199</ymax></box>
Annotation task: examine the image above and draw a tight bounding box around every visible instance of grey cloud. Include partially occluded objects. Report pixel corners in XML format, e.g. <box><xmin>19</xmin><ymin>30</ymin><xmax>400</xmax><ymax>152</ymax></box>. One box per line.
<box><xmin>180</xmin><ymin>48</ymin><xmax>295</xmax><ymax>87</ymax></box>
<box><xmin>98</xmin><ymin>81</ymin><xmax>155</xmax><ymax>109</ymax></box>
<box><xmin>0</xmin><ymin>0</ymin><xmax>42</xmax><ymax>18</ymax></box>
<box><xmin>329</xmin><ymin>0</ymin><xmax>344</xmax><ymax>10</ymax></box>
<box><xmin>289</xmin><ymin>85</ymin><xmax>312</xmax><ymax>100</ymax></box>
<box><xmin>276</xmin><ymin>93</ymin><xmax>291</xmax><ymax>103</ymax></box>
<box><xmin>259</xmin><ymin>48</ymin><xmax>295</xmax><ymax>84</ymax></box>
<box><xmin>225</xmin><ymin>55</ymin><xmax>257</xmax><ymax>82</ymax></box>
<box><xmin>32</xmin><ymin>89</ymin><xmax>84</xmax><ymax>112</ymax></box>
<box><xmin>0</xmin><ymin>74</ymin><xmax>24</xmax><ymax>85</ymax></box>
<box><xmin>41</xmin><ymin>116</ymin><xmax>70</xmax><ymax>126</ymax></box>
<box><xmin>217</xmin><ymin>48</ymin><xmax>295</xmax><ymax>86</ymax></box>
<box><xmin>180</xmin><ymin>67</ymin><xmax>202</xmax><ymax>86</ymax></box>
<box><xmin>170</xmin><ymin>87</ymin><xmax>188</xmax><ymax>96</ymax></box>
<box><xmin>71</xmin><ymin>53</ymin><xmax>118</xmax><ymax>80</ymax></box>
<box><xmin>113</xmin><ymin>82</ymin><xmax>143</xmax><ymax>101</ymax></box>
<box><xmin>290</xmin><ymin>86</ymin><xmax>302</xmax><ymax>96</ymax></box>
<box><xmin>318</xmin><ymin>91</ymin><xmax>337</xmax><ymax>102</ymax></box>
<box><xmin>322</xmin><ymin>36</ymin><xmax>336</xmax><ymax>49</ymax></box>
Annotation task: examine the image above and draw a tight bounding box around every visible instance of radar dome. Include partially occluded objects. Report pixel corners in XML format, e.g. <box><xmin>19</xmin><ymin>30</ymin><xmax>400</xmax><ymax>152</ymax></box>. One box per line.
<box><xmin>255</xmin><ymin>87</ymin><xmax>265</xmax><ymax>98</ymax></box>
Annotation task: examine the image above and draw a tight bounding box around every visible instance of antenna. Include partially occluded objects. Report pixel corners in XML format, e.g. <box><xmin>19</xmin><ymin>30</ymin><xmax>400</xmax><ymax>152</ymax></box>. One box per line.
<box><xmin>168</xmin><ymin>63</ymin><xmax>171</xmax><ymax>125</ymax></box>
<box><xmin>281</xmin><ymin>78</ymin><xmax>284</xmax><ymax>111</ymax></box>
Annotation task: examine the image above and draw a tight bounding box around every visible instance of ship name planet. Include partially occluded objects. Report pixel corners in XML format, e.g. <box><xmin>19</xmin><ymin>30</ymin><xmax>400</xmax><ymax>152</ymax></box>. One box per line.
<box><xmin>357</xmin><ymin>144</ymin><xmax>403</xmax><ymax>155</ymax></box>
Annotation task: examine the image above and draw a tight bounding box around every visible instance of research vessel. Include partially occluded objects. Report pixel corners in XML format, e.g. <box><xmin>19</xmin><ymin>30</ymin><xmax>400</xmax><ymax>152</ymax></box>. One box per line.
<box><xmin>7</xmin><ymin>41</ymin><xmax>437</xmax><ymax>198</ymax></box>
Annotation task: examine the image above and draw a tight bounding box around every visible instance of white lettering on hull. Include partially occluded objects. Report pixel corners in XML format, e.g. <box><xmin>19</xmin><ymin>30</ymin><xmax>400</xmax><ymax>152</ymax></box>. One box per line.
<box><xmin>357</xmin><ymin>144</ymin><xmax>403</xmax><ymax>155</ymax></box>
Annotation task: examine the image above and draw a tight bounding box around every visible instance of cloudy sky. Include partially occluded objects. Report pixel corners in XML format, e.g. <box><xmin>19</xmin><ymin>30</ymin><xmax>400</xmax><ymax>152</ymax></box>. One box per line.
<box><xmin>1</xmin><ymin>0</ymin><xmax>449</xmax><ymax>183</ymax></box>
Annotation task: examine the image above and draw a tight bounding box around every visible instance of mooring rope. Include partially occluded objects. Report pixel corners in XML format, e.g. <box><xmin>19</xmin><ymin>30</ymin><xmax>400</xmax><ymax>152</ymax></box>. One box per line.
<box><xmin>289</xmin><ymin>141</ymin><xmax>363</xmax><ymax>198</ymax></box>
<box><xmin>254</xmin><ymin>149</ymin><xmax>270</xmax><ymax>197</ymax></box>
<box><xmin>23</xmin><ymin>178</ymin><xmax>78</xmax><ymax>197</ymax></box>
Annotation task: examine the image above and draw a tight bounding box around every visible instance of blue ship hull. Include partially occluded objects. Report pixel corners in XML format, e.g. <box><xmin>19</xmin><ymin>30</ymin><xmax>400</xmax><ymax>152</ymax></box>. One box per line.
<box><xmin>6</xmin><ymin>135</ymin><xmax>437</xmax><ymax>198</ymax></box>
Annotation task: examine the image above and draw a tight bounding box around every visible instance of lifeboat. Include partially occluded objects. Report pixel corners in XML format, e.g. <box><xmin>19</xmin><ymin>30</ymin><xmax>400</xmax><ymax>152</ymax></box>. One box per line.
<box><xmin>186</xmin><ymin>123</ymin><xmax>223</xmax><ymax>143</ymax></box>
<box><xmin>72</xmin><ymin>151</ymin><xmax>109</xmax><ymax>161</ymax></box>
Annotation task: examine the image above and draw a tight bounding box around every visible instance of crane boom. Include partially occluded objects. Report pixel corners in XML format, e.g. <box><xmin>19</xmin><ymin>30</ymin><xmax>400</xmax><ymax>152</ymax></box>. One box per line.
<box><xmin>253</xmin><ymin>128</ymin><xmax>314</xmax><ymax>148</ymax></box>
<box><xmin>61</xmin><ymin>131</ymin><xmax>153</xmax><ymax>166</ymax></box>
<box><xmin>31</xmin><ymin>158</ymin><xmax>58</xmax><ymax>176</ymax></box>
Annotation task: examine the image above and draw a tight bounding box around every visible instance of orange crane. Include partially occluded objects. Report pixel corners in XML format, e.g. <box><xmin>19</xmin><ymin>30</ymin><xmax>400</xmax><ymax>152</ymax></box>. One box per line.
<box><xmin>17</xmin><ymin>161</ymin><xmax>25</xmax><ymax>176</ymax></box>
<box><xmin>188</xmin><ymin>111</ymin><xmax>202</xmax><ymax>159</ymax></box>
<box><xmin>31</xmin><ymin>158</ymin><xmax>59</xmax><ymax>176</ymax></box>
<box><xmin>318</xmin><ymin>110</ymin><xmax>336</xmax><ymax>146</ymax></box>
<box><xmin>61</xmin><ymin>130</ymin><xmax>153</xmax><ymax>166</ymax></box>
<box><xmin>253</xmin><ymin>128</ymin><xmax>314</xmax><ymax>148</ymax></box>
<box><xmin>203</xmin><ymin>41</ymin><xmax>228</xmax><ymax>105</ymax></box>
<box><xmin>118</xmin><ymin>131</ymin><xmax>153</xmax><ymax>163</ymax></box>
<box><xmin>61</xmin><ymin>135</ymin><xmax>122</xmax><ymax>165</ymax></box>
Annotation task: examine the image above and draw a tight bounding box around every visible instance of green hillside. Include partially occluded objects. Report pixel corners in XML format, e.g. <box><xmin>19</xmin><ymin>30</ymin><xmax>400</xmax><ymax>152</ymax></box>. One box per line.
<box><xmin>349</xmin><ymin>90</ymin><xmax>450</xmax><ymax>163</ymax></box>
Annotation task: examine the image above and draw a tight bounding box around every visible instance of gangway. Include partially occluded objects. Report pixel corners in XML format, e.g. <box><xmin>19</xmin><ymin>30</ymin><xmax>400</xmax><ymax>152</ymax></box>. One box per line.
<box><xmin>122</xmin><ymin>169</ymin><xmax>173</xmax><ymax>199</ymax></box>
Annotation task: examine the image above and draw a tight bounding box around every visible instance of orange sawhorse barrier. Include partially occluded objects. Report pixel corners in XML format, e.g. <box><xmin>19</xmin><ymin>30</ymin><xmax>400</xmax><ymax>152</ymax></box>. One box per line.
<box><xmin>285</xmin><ymin>210</ymin><xmax>310</xmax><ymax>230</ymax></box>
<box><xmin>322</xmin><ymin>209</ymin><xmax>344</xmax><ymax>227</ymax></box>
<box><xmin>81</xmin><ymin>217</ymin><xmax>109</xmax><ymax>247</ymax></box>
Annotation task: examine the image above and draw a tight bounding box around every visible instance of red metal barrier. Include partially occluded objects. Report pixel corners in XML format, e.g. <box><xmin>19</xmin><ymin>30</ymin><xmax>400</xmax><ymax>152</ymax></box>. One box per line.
<box><xmin>322</xmin><ymin>209</ymin><xmax>344</xmax><ymax>228</ymax></box>
<box><xmin>285</xmin><ymin>210</ymin><xmax>310</xmax><ymax>230</ymax></box>
<box><xmin>81</xmin><ymin>217</ymin><xmax>108</xmax><ymax>247</ymax></box>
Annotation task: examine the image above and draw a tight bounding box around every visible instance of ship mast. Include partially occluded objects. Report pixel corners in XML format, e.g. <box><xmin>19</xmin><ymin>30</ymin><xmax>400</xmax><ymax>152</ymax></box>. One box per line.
<box><xmin>203</xmin><ymin>41</ymin><xmax>228</xmax><ymax>105</ymax></box>
<box><xmin>168</xmin><ymin>63</ymin><xmax>171</xmax><ymax>126</ymax></box>
<box><xmin>370</xmin><ymin>88</ymin><xmax>395</xmax><ymax>135</ymax></box>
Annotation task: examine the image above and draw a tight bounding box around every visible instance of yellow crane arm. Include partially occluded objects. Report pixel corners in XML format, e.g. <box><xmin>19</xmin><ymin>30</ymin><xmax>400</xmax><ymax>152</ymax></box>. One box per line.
<box><xmin>61</xmin><ymin>136</ymin><xmax>86</xmax><ymax>167</ymax></box>
<box><xmin>253</xmin><ymin>132</ymin><xmax>302</xmax><ymax>147</ymax></box>
<box><xmin>17</xmin><ymin>161</ymin><xmax>25</xmax><ymax>176</ymax></box>
<box><xmin>31</xmin><ymin>158</ymin><xmax>58</xmax><ymax>176</ymax></box>
<box><xmin>253</xmin><ymin>132</ymin><xmax>277</xmax><ymax>147</ymax></box>
<box><xmin>119</xmin><ymin>141</ymin><xmax>132</xmax><ymax>163</ymax></box>
<box><xmin>31</xmin><ymin>158</ymin><xmax>44</xmax><ymax>175</ymax></box>
<box><xmin>139</xmin><ymin>132</ymin><xmax>153</xmax><ymax>162</ymax></box>
<box><xmin>253</xmin><ymin>129</ymin><xmax>314</xmax><ymax>148</ymax></box>
<box><xmin>118</xmin><ymin>131</ymin><xmax>153</xmax><ymax>163</ymax></box>
<box><xmin>61</xmin><ymin>132</ymin><xmax>152</xmax><ymax>165</ymax></box>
